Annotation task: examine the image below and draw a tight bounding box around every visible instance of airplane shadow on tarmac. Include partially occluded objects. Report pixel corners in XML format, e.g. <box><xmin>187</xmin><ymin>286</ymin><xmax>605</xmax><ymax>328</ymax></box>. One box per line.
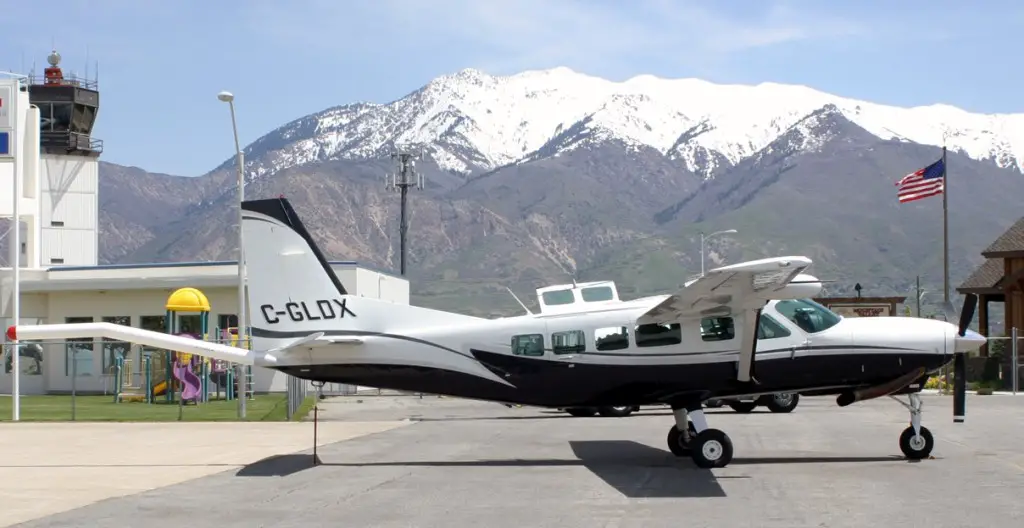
<box><xmin>234</xmin><ymin>440</ymin><xmax>907</xmax><ymax>499</ymax></box>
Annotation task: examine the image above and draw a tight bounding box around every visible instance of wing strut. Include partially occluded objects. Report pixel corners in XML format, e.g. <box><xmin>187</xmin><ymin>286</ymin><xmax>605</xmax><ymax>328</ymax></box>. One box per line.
<box><xmin>737</xmin><ymin>308</ymin><xmax>761</xmax><ymax>383</ymax></box>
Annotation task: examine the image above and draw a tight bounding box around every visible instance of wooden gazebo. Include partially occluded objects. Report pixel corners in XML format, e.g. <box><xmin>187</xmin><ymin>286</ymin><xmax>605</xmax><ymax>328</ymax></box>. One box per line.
<box><xmin>956</xmin><ymin>216</ymin><xmax>1024</xmax><ymax>357</ymax></box>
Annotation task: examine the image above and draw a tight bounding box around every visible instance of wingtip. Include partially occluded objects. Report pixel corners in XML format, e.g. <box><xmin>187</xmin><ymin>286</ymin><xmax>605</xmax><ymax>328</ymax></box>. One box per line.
<box><xmin>5</xmin><ymin>326</ymin><xmax>15</xmax><ymax>341</ymax></box>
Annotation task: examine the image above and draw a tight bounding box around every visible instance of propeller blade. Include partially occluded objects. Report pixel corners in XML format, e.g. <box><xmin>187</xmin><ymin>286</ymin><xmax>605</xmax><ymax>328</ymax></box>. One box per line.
<box><xmin>953</xmin><ymin>352</ymin><xmax>966</xmax><ymax>423</ymax></box>
<box><xmin>957</xmin><ymin>294</ymin><xmax>978</xmax><ymax>337</ymax></box>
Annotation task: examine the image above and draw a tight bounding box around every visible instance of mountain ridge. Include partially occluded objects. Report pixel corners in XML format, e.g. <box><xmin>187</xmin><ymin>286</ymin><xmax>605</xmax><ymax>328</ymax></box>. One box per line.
<box><xmin>83</xmin><ymin>66</ymin><xmax>1024</xmax><ymax>321</ymax></box>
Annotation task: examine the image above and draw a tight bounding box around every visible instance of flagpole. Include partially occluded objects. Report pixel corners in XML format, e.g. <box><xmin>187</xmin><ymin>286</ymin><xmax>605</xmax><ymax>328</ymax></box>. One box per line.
<box><xmin>942</xmin><ymin>144</ymin><xmax>949</xmax><ymax>306</ymax></box>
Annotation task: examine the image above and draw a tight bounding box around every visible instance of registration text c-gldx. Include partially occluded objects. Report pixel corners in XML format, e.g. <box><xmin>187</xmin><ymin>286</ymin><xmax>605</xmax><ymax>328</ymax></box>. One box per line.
<box><xmin>260</xmin><ymin>299</ymin><xmax>356</xmax><ymax>324</ymax></box>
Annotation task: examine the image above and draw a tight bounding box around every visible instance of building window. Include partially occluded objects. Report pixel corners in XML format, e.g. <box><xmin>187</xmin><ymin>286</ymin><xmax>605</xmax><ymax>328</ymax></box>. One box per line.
<box><xmin>51</xmin><ymin>221</ymin><xmax>65</xmax><ymax>227</ymax></box>
<box><xmin>140</xmin><ymin>315</ymin><xmax>166</xmax><ymax>332</ymax></box>
<box><xmin>177</xmin><ymin>314</ymin><xmax>203</xmax><ymax>336</ymax></box>
<box><xmin>511</xmin><ymin>334</ymin><xmax>545</xmax><ymax>356</ymax></box>
<box><xmin>50</xmin><ymin>258</ymin><xmax>64</xmax><ymax>264</ymax></box>
<box><xmin>218</xmin><ymin>314</ymin><xmax>238</xmax><ymax>332</ymax></box>
<box><xmin>635</xmin><ymin>322</ymin><xmax>682</xmax><ymax>347</ymax></box>
<box><xmin>101</xmin><ymin>316</ymin><xmax>131</xmax><ymax>372</ymax></box>
<box><xmin>65</xmin><ymin>316</ymin><xmax>94</xmax><ymax>377</ymax></box>
<box><xmin>595</xmin><ymin>326</ymin><xmax>630</xmax><ymax>351</ymax></box>
<box><xmin>700</xmin><ymin>317</ymin><xmax>735</xmax><ymax>342</ymax></box>
<box><xmin>551</xmin><ymin>330</ymin><xmax>585</xmax><ymax>354</ymax></box>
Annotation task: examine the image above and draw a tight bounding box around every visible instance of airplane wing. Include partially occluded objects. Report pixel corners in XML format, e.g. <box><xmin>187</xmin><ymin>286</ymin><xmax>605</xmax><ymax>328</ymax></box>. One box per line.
<box><xmin>636</xmin><ymin>256</ymin><xmax>816</xmax><ymax>325</ymax></box>
<box><xmin>635</xmin><ymin>256</ymin><xmax>818</xmax><ymax>384</ymax></box>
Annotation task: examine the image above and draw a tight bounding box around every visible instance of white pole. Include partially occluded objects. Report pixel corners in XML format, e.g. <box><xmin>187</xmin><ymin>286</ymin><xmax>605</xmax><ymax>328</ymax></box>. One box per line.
<box><xmin>700</xmin><ymin>233</ymin><xmax>705</xmax><ymax>277</ymax></box>
<box><xmin>10</xmin><ymin>103</ymin><xmax>20</xmax><ymax>421</ymax></box>
<box><xmin>699</xmin><ymin>229</ymin><xmax>737</xmax><ymax>277</ymax></box>
<box><xmin>219</xmin><ymin>91</ymin><xmax>247</xmax><ymax>419</ymax></box>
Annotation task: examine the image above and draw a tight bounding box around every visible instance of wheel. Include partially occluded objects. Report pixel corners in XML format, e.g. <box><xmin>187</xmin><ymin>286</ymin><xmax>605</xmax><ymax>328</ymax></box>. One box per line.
<box><xmin>565</xmin><ymin>407</ymin><xmax>597</xmax><ymax>417</ymax></box>
<box><xmin>766</xmin><ymin>393</ymin><xmax>800</xmax><ymax>413</ymax></box>
<box><xmin>666</xmin><ymin>422</ymin><xmax>698</xmax><ymax>456</ymax></box>
<box><xmin>899</xmin><ymin>425</ymin><xmax>934</xmax><ymax>460</ymax></box>
<box><xmin>598</xmin><ymin>405</ymin><xmax>634</xmax><ymax>417</ymax></box>
<box><xmin>704</xmin><ymin>399</ymin><xmax>724</xmax><ymax>408</ymax></box>
<box><xmin>728</xmin><ymin>400</ymin><xmax>758</xmax><ymax>413</ymax></box>
<box><xmin>690</xmin><ymin>429</ymin><xmax>734</xmax><ymax>468</ymax></box>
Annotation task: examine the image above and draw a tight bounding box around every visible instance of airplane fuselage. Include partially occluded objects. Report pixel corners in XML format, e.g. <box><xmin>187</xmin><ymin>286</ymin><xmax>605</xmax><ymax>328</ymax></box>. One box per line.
<box><xmin>269</xmin><ymin>297</ymin><xmax>956</xmax><ymax>407</ymax></box>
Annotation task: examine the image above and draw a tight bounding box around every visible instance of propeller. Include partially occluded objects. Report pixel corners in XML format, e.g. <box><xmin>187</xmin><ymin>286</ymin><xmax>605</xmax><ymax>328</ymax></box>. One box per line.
<box><xmin>940</xmin><ymin>293</ymin><xmax>978</xmax><ymax>424</ymax></box>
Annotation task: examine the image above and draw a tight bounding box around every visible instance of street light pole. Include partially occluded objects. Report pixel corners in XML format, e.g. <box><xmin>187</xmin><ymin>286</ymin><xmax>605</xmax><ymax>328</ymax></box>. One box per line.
<box><xmin>218</xmin><ymin>91</ymin><xmax>247</xmax><ymax>419</ymax></box>
<box><xmin>700</xmin><ymin>229</ymin><xmax>738</xmax><ymax>276</ymax></box>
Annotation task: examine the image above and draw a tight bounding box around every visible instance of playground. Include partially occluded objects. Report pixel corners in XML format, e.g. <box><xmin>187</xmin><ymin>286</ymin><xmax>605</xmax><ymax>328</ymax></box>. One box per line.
<box><xmin>2</xmin><ymin>287</ymin><xmax>315</xmax><ymax>422</ymax></box>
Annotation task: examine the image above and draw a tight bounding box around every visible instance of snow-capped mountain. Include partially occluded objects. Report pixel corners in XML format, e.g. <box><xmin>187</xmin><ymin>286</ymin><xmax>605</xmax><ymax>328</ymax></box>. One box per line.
<box><xmin>227</xmin><ymin>66</ymin><xmax>1024</xmax><ymax>181</ymax></box>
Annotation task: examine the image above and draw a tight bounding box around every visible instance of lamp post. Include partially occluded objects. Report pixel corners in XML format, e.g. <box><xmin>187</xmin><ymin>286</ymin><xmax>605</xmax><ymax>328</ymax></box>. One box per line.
<box><xmin>218</xmin><ymin>90</ymin><xmax>247</xmax><ymax>419</ymax></box>
<box><xmin>700</xmin><ymin>229</ymin><xmax>737</xmax><ymax>276</ymax></box>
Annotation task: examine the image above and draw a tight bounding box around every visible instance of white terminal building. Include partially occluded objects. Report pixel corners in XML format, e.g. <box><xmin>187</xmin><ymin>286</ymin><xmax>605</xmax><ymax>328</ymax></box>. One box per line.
<box><xmin>0</xmin><ymin>51</ymin><xmax>408</xmax><ymax>395</ymax></box>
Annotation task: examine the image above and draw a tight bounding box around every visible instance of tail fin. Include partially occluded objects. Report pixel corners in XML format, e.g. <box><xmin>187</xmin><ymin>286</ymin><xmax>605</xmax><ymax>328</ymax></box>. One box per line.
<box><xmin>241</xmin><ymin>197</ymin><xmax>481</xmax><ymax>352</ymax></box>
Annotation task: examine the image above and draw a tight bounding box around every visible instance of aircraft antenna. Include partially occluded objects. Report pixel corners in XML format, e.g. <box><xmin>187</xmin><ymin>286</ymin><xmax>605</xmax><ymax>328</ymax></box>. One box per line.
<box><xmin>505</xmin><ymin>287</ymin><xmax>534</xmax><ymax>315</ymax></box>
<box><xmin>385</xmin><ymin>149</ymin><xmax>425</xmax><ymax>276</ymax></box>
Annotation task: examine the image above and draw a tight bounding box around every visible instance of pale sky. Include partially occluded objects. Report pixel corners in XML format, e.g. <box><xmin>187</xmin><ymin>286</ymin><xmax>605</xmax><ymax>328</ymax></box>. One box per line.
<box><xmin>1</xmin><ymin>0</ymin><xmax>1019</xmax><ymax>176</ymax></box>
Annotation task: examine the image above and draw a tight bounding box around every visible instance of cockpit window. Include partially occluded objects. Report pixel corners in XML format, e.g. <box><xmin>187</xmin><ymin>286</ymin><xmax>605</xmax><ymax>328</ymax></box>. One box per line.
<box><xmin>774</xmin><ymin>299</ymin><xmax>841</xmax><ymax>334</ymax></box>
<box><xmin>757</xmin><ymin>314</ymin><xmax>791</xmax><ymax>339</ymax></box>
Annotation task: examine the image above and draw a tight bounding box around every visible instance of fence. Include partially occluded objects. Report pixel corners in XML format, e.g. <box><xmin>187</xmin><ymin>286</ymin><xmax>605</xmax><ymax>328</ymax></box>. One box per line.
<box><xmin>0</xmin><ymin>337</ymin><xmax>324</xmax><ymax>421</ymax></box>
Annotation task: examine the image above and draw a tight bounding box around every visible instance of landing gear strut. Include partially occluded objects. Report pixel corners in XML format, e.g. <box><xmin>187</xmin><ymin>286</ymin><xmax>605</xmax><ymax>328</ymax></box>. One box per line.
<box><xmin>891</xmin><ymin>393</ymin><xmax>934</xmax><ymax>460</ymax></box>
<box><xmin>666</xmin><ymin>404</ymin><xmax>734</xmax><ymax>468</ymax></box>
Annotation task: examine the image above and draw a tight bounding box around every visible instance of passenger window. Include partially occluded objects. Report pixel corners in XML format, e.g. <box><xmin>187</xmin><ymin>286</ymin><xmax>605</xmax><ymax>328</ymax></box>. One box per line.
<box><xmin>511</xmin><ymin>334</ymin><xmax>545</xmax><ymax>356</ymax></box>
<box><xmin>700</xmin><ymin>317</ymin><xmax>735</xmax><ymax>341</ymax></box>
<box><xmin>635</xmin><ymin>322</ymin><xmax>681</xmax><ymax>347</ymax></box>
<box><xmin>595</xmin><ymin>326</ymin><xmax>630</xmax><ymax>351</ymax></box>
<box><xmin>757</xmin><ymin>314</ymin><xmax>791</xmax><ymax>339</ymax></box>
<box><xmin>552</xmin><ymin>330</ymin><xmax>585</xmax><ymax>355</ymax></box>
<box><xmin>541</xmin><ymin>290</ymin><xmax>574</xmax><ymax>306</ymax></box>
<box><xmin>581</xmin><ymin>286</ymin><xmax>614</xmax><ymax>302</ymax></box>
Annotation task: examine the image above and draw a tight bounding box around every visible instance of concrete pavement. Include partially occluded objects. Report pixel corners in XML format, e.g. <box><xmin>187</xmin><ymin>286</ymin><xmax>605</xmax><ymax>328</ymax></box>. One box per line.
<box><xmin>0</xmin><ymin>420</ymin><xmax>408</xmax><ymax>527</ymax></box>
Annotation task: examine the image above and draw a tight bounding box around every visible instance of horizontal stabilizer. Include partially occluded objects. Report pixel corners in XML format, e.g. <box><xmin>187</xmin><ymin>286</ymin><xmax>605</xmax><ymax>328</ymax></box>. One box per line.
<box><xmin>6</xmin><ymin>323</ymin><xmax>274</xmax><ymax>366</ymax></box>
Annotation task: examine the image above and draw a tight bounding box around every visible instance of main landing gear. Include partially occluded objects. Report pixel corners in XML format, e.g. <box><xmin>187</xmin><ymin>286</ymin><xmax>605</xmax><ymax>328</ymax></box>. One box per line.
<box><xmin>667</xmin><ymin>392</ymin><xmax>935</xmax><ymax>468</ymax></box>
<box><xmin>891</xmin><ymin>393</ymin><xmax>934</xmax><ymax>460</ymax></box>
<box><xmin>666</xmin><ymin>404</ymin><xmax>734</xmax><ymax>468</ymax></box>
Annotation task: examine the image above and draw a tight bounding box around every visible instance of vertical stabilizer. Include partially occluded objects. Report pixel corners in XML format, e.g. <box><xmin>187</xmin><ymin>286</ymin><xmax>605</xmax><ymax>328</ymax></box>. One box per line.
<box><xmin>241</xmin><ymin>198</ymin><xmax>481</xmax><ymax>352</ymax></box>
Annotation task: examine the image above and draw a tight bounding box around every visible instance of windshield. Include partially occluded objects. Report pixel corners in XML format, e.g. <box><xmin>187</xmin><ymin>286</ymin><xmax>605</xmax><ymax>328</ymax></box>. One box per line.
<box><xmin>773</xmin><ymin>298</ymin><xmax>842</xmax><ymax>334</ymax></box>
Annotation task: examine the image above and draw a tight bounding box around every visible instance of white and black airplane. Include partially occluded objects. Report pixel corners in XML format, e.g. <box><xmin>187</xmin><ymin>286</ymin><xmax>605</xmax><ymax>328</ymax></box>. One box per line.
<box><xmin>5</xmin><ymin>197</ymin><xmax>986</xmax><ymax>469</ymax></box>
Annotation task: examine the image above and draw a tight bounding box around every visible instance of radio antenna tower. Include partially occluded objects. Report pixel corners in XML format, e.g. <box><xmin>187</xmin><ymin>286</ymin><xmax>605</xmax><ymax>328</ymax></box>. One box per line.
<box><xmin>385</xmin><ymin>150</ymin><xmax>425</xmax><ymax>276</ymax></box>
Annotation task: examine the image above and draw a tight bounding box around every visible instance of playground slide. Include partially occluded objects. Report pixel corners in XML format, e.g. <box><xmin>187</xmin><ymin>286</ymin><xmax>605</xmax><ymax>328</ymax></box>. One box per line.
<box><xmin>173</xmin><ymin>363</ymin><xmax>203</xmax><ymax>401</ymax></box>
<box><xmin>153</xmin><ymin>380</ymin><xmax>168</xmax><ymax>397</ymax></box>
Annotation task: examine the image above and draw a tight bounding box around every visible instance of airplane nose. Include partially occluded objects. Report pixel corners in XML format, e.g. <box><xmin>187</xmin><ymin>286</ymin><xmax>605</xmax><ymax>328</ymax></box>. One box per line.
<box><xmin>954</xmin><ymin>328</ymin><xmax>987</xmax><ymax>353</ymax></box>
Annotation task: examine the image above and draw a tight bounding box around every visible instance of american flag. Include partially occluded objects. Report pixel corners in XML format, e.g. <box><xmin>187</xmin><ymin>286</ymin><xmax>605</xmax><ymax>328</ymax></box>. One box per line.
<box><xmin>896</xmin><ymin>157</ymin><xmax>945</xmax><ymax>203</ymax></box>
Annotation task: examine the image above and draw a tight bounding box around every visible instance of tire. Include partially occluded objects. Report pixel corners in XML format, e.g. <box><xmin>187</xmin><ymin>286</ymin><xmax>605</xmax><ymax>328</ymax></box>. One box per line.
<box><xmin>899</xmin><ymin>426</ymin><xmax>934</xmax><ymax>460</ymax></box>
<box><xmin>765</xmin><ymin>393</ymin><xmax>800</xmax><ymax>413</ymax></box>
<box><xmin>690</xmin><ymin>429</ymin><xmax>734</xmax><ymax>468</ymax></box>
<box><xmin>565</xmin><ymin>407</ymin><xmax>597</xmax><ymax>417</ymax></box>
<box><xmin>598</xmin><ymin>406</ymin><xmax>634</xmax><ymax>417</ymax></box>
<box><xmin>666</xmin><ymin>422</ymin><xmax>698</xmax><ymax>456</ymax></box>
<box><xmin>704</xmin><ymin>399</ymin><xmax>724</xmax><ymax>408</ymax></box>
<box><xmin>728</xmin><ymin>400</ymin><xmax>758</xmax><ymax>413</ymax></box>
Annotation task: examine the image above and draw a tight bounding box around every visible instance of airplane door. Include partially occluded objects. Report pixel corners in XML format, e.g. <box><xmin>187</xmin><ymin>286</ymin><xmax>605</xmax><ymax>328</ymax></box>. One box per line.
<box><xmin>756</xmin><ymin>311</ymin><xmax>806</xmax><ymax>358</ymax></box>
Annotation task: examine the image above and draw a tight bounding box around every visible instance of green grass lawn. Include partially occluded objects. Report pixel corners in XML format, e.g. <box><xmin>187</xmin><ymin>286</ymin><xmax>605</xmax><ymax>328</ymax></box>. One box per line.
<box><xmin>0</xmin><ymin>393</ymin><xmax>316</xmax><ymax>422</ymax></box>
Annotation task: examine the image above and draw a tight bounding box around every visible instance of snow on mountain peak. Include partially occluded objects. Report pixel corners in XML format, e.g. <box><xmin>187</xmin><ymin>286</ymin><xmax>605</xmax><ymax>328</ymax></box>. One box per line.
<box><xmin>244</xmin><ymin>67</ymin><xmax>1024</xmax><ymax>180</ymax></box>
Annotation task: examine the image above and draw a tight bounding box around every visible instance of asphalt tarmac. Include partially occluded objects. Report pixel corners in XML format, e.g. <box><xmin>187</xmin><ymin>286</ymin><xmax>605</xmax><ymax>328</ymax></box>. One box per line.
<box><xmin>14</xmin><ymin>393</ymin><xmax>1024</xmax><ymax>527</ymax></box>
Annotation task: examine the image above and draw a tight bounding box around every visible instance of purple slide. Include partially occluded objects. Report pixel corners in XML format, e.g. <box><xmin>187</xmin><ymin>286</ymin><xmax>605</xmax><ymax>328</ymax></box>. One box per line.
<box><xmin>173</xmin><ymin>361</ymin><xmax>203</xmax><ymax>401</ymax></box>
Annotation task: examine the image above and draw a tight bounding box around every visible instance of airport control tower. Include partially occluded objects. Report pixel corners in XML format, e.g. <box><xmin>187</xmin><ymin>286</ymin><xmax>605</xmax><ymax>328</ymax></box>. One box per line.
<box><xmin>0</xmin><ymin>49</ymin><xmax>103</xmax><ymax>269</ymax></box>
